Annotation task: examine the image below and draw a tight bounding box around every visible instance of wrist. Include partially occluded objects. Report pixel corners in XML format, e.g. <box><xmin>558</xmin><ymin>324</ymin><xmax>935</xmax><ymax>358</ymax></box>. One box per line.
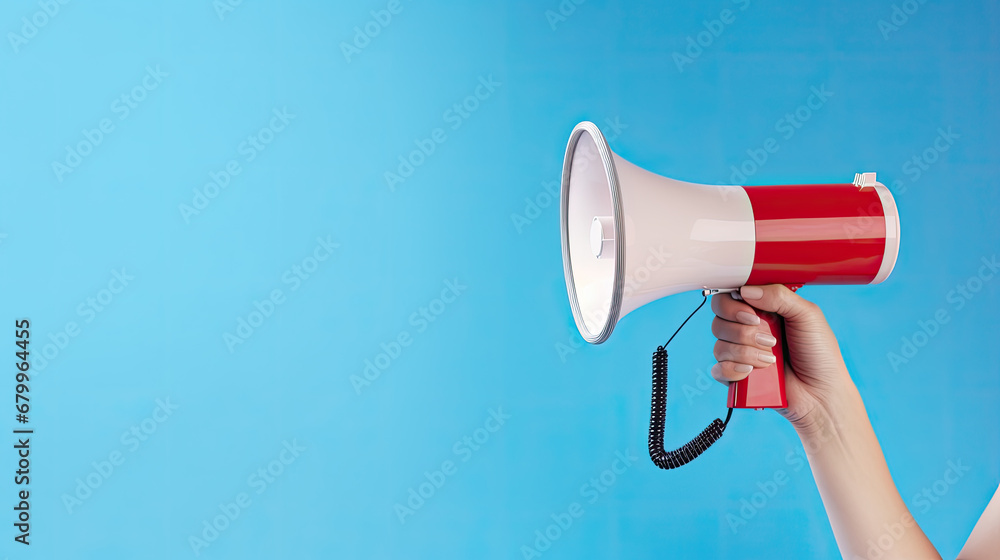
<box><xmin>792</xmin><ymin>378</ymin><xmax>865</xmax><ymax>451</ymax></box>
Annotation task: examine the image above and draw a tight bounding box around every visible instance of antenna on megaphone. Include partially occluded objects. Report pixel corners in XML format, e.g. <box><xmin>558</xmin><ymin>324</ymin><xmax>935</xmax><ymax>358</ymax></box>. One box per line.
<box><xmin>560</xmin><ymin>121</ymin><xmax>900</xmax><ymax>468</ymax></box>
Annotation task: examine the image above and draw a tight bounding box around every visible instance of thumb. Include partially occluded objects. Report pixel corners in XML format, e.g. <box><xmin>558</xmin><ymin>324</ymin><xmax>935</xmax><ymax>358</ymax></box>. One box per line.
<box><xmin>738</xmin><ymin>284</ymin><xmax>823</xmax><ymax>324</ymax></box>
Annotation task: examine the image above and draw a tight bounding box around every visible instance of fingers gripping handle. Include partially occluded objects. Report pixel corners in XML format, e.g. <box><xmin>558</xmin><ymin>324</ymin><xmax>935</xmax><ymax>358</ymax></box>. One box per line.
<box><xmin>727</xmin><ymin>309</ymin><xmax>789</xmax><ymax>409</ymax></box>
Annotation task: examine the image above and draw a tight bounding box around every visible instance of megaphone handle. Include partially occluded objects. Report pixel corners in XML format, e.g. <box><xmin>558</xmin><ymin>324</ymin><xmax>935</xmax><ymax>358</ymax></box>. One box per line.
<box><xmin>727</xmin><ymin>309</ymin><xmax>789</xmax><ymax>409</ymax></box>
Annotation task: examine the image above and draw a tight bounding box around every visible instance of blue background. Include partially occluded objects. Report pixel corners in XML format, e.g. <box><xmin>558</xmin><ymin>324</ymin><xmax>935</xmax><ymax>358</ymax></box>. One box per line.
<box><xmin>1</xmin><ymin>0</ymin><xmax>998</xmax><ymax>558</ymax></box>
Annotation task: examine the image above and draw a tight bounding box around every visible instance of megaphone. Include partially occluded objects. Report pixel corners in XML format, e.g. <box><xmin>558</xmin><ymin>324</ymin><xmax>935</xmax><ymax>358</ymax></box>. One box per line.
<box><xmin>559</xmin><ymin>121</ymin><xmax>900</xmax><ymax>466</ymax></box>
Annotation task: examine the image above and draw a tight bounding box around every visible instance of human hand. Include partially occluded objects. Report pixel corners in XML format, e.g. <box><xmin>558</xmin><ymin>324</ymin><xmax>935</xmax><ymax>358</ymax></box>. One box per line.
<box><xmin>711</xmin><ymin>286</ymin><xmax>943</xmax><ymax>560</ymax></box>
<box><xmin>709</xmin><ymin>284</ymin><xmax>856</xmax><ymax>430</ymax></box>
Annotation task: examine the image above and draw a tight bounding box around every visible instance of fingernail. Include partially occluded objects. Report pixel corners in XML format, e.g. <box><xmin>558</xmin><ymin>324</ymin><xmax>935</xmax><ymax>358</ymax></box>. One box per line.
<box><xmin>741</xmin><ymin>286</ymin><xmax>764</xmax><ymax>300</ymax></box>
<box><xmin>736</xmin><ymin>311</ymin><xmax>760</xmax><ymax>325</ymax></box>
<box><xmin>711</xmin><ymin>364</ymin><xmax>722</xmax><ymax>379</ymax></box>
<box><xmin>755</xmin><ymin>333</ymin><xmax>777</xmax><ymax>347</ymax></box>
<box><xmin>733</xmin><ymin>363</ymin><xmax>753</xmax><ymax>373</ymax></box>
<box><xmin>759</xmin><ymin>352</ymin><xmax>776</xmax><ymax>364</ymax></box>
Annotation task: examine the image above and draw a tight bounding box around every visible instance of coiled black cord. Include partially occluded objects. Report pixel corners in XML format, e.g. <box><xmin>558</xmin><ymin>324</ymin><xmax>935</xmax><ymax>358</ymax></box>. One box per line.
<box><xmin>648</xmin><ymin>295</ymin><xmax>734</xmax><ymax>470</ymax></box>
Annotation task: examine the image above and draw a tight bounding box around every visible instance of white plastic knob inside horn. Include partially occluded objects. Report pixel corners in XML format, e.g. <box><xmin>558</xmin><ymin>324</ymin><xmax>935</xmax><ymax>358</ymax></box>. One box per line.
<box><xmin>590</xmin><ymin>216</ymin><xmax>614</xmax><ymax>258</ymax></box>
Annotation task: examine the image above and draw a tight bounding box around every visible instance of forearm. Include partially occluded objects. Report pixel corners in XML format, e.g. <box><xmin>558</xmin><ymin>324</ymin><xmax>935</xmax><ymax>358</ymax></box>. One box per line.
<box><xmin>795</xmin><ymin>380</ymin><xmax>941</xmax><ymax>560</ymax></box>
